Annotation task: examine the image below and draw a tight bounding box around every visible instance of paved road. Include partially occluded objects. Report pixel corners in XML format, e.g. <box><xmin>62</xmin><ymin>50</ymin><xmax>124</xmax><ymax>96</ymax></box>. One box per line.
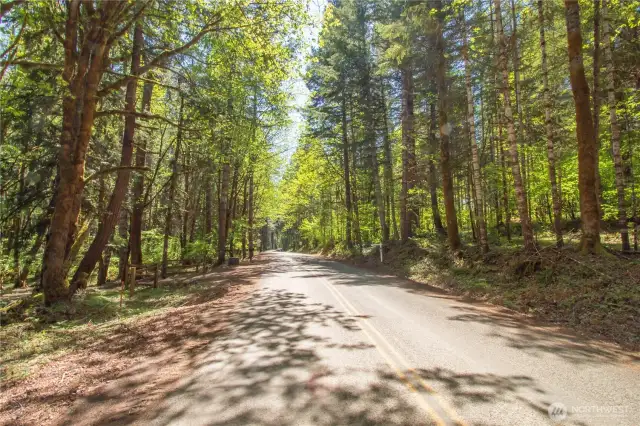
<box><xmin>150</xmin><ymin>252</ymin><xmax>638</xmax><ymax>426</ymax></box>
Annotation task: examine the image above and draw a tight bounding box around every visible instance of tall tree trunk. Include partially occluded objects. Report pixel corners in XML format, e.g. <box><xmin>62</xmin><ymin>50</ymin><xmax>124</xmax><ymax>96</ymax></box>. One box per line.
<box><xmin>435</xmin><ymin>0</ymin><xmax>461</xmax><ymax>251</ymax></box>
<box><xmin>189</xmin><ymin>185</ymin><xmax>200</xmax><ymax>243</ymax></box>
<box><xmin>510</xmin><ymin>0</ymin><xmax>528</xmax><ymax>217</ymax></box>
<box><xmin>205</xmin><ymin>156</ymin><xmax>214</xmax><ymax>237</ymax></box>
<box><xmin>593</xmin><ymin>0</ymin><xmax>603</xmax><ymax>219</ymax></box>
<box><xmin>539</xmin><ymin>0</ymin><xmax>564</xmax><ymax>247</ymax></box>
<box><xmin>564</xmin><ymin>0</ymin><xmax>602</xmax><ymax>253</ymax></box>
<box><xmin>12</xmin><ymin>165</ymin><xmax>24</xmax><ymax>287</ymax></box>
<box><xmin>365</xmin><ymin>96</ymin><xmax>387</xmax><ymax>243</ymax></box>
<box><xmin>217</xmin><ymin>162</ymin><xmax>230</xmax><ymax>264</ymax></box>
<box><xmin>380</xmin><ymin>83</ymin><xmax>398</xmax><ymax>240</ymax></box>
<box><xmin>41</xmin><ymin>2</ymin><xmax>124</xmax><ymax>305</ymax></box>
<box><xmin>467</xmin><ymin>170</ymin><xmax>477</xmax><ymax>242</ymax></box>
<box><xmin>162</xmin><ymin>95</ymin><xmax>184</xmax><ymax>277</ymax></box>
<box><xmin>117</xmin><ymin>208</ymin><xmax>129</xmax><ymax>282</ymax></box>
<box><xmin>593</xmin><ymin>0</ymin><xmax>604</xmax><ymax>215</ymax></box>
<box><xmin>71</xmin><ymin>21</ymin><xmax>144</xmax><ymax>293</ymax></box>
<box><xmin>341</xmin><ymin>95</ymin><xmax>353</xmax><ymax>249</ymax></box>
<box><xmin>400</xmin><ymin>65</ymin><xmax>416</xmax><ymax>242</ymax></box>
<box><xmin>603</xmin><ymin>0</ymin><xmax>629</xmax><ymax>251</ymax></box>
<box><xmin>349</xmin><ymin>98</ymin><xmax>363</xmax><ymax>250</ymax></box>
<box><xmin>248</xmin><ymin>170</ymin><xmax>254</xmax><ymax>259</ymax></box>
<box><xmin>181</xmin><ymin>147</ymin><xmax>190</xmax><ymax>256</ymax></box>
<box><xmin>462</xmin><ymin>11</ymin><xmax>489</xmax><ymax>253</ymax></box>
<box><xmin>494</xmin><ymin>0</ymin><xmax>535</xmax><ymax>250</ymax></box>
<box><xmin>428</xmin><ymin>102</ymin><xmax>445</xmax><ymax>235</ymax></box>
<box><xmin>129</xmin><ymin>79</ymin><xmax>154</xmax><ymax>266</ymax></box>
<box><xmin>226</xmin><ymin>161</ymin><xmax>239</xmax><ymax>249</ymax></box>
<box><xmin>500</xmin><ymin>139</ymin><xmax>512</xmax><ymax>241</ymax></box>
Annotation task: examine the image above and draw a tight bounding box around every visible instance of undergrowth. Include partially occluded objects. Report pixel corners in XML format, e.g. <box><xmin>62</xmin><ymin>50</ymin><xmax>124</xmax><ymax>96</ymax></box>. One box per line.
<box><xmin>326</xmin><ymin>239</ymin><xmax>640</xmax><ymax>349</ymax></box>
<box><xmin>0</xmin><ymin>278</ymin><xmax>228</xmax><ymax>382</ymax></box>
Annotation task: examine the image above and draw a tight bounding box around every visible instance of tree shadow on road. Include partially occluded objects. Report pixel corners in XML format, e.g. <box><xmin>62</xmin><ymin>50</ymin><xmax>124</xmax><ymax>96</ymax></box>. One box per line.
<box><xmin>48</xmin><ymin>254</ymin><xmax>555</xmax><ymax>426</ymax></box>
<box><xmin>293</xmin><ymin>255</ymin><xmax>637</xmax><ymax>368</ymax></box>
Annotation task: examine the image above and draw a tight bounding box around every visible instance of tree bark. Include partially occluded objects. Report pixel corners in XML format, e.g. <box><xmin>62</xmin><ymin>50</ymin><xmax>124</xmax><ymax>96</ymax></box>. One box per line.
<box><xmin>602</xmin><ymin>0</ymin><xmax>629</xmax><ymax>251</ymax></box>
<box><xmin>435</xmin><ymin>0</ymin><xmax>461</xmax><ymax>251</ymax></box>
<box><xmin>217</xmin><ymin>162</ymin><xmax>230</xmax><ymax>264</ymax></box>
<box><xmin>428</xmin><ymin>102</ymin><xmax>445</xmax><ymax>235</ymax></box>
<box><xmin>41</xmin><ymin>1</ymin><xmax>125</xmax><ymax>305</ymax></box>
<box><xmin>494</xmin><ymin>0</ymin><xmax>535</xmax><ymax>251</ymax></box>
<box><xmin>380</xmin><ymin>85</ymin><xmax>398</xmax><ymax>240</ymax></box>
<box><xmin>248</xmin><ymin>170</ymin><xmax>254</xmax><ymax>259</ymax></box>
<box><xmin>181</xmin><ymin>147</ymin><xmax>190</xmax><ymax>255</ymax></box>
<box><xmin>593</xmin><ymin>0</ymin><xmax>604</xmax><ymax>215</ymax></box>
<box><xmin>400</xmin><ymin>65</ymin><xmax>416</xmax><ymax>242</ymax></box>
<box><xmin>564</xmin><ymin>0</ymin><xmax>602</xmax><ymax>253</ymax></box>
<box><xmin>342</xmin><ymin>94</ymin><xmax>353</xmax><ymax>249</ymax></box>
<box><xmin>539</xmin><ymin>0</ymin><xmax>564</xmax><ymax>247</ymax></box>
<box><xmin>161</xmin><ymin>95</ymin><xmax>184</xmax><ymax>277</ymax></box>
<box><xmin>509</xmin><ymin>0</ymin><xmax>528</xmax><ymax>221</ymax></box>
<box><xmin>462</xmin><ymin>11</ymin><xmax>488</xmax><ymax>253</ymax></box>
<box><xmin>348</xmin><ymin>98</ymin><xmax>363</xmax><ymax>250</ymax></box>
<box><xmin>365</xmin><ymin>93</ymin><xmax>387</xmax><ymax>243</ymax></box>
<box><xmin>70</xmin><ymin>20</ymin><xmax>143</xmax><ymax>293</ymax></box>
<box><xmin>129</xmin><ymin>78</ymin><xmax>154</xmax><ymax>266</ymax></box>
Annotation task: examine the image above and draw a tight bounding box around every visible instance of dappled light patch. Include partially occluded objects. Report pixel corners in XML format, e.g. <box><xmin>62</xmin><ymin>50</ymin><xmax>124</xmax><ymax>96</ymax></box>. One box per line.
<box><xmin>322</xmin><ymin>240</ymin><xmax>640</xmax><ymax>349</ymax></box>
<box><xmin>0</xmin><ymin>259</ymin><xmax>267</xmax><ymax>425</ymax></box>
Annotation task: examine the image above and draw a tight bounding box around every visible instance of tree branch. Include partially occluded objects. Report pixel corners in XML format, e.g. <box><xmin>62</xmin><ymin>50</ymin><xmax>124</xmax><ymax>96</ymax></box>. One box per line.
<box><xmin>1</xmin><ymin>0</ymin><xmax>24</xmax><ymax>20</ymax></box>
<box><xmin>0</xmin><ymin>14</ymin><xmax>26</xmax><ymax>57</ymax></box>
<box><xmin>97</xmin><ymin>12</ymin><xmax>224</xmax><ymax>97</ymax></box>
<box><xmin>0</xmin><ymin>60</ymin><xmax>62</xmax><ymax>70</ymax></box>
<box><xmin>85</xmin><ymin>166</ymin><xmax>150</xmax><ymax>183</ymax></box>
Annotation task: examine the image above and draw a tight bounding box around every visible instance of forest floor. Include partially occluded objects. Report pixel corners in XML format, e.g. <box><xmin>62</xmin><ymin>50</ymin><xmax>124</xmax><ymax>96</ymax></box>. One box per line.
<box><xmin>0</xmin><ymin>258</ymin><xmax>265</xmax><ymax>426</ymax></box>
<box><xmin>321</xmin><ymin>236</ymin><xmax>640</xmax><ymax>350</ymax></box>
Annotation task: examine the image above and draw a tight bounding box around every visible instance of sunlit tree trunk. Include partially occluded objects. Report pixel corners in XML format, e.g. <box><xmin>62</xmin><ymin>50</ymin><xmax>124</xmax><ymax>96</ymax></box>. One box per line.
<box><xmin>494</xmin><ymin>0</ymin><xmax>535</xmax><ymax>250</ymax></box>
<box><xmin>162</xmin><ymin>95</ymin><xmax>184</xmax><ymax>276</ymax></box>
<box><xmin>428</xmin><ymin>102</ymin><xmax>445</xmax><ymax>236</ymax></box>
<box><xmin>248</xmin><ymin>170</ymin><xmax>254</xmax><ymax>259</ymax></box>
<box><xmin>349</xmin><ymin>97</ymin><xmax>363</xmax><ymax>251</ymax></box>
<box><xmin>539</xmin><ymin>0</ymin><xmax>564</xmax><ymax>247</ymax></box>
<box><xmin>593</xmin><ymin>0</ymin><xmax>604</xmax><ymax>214</ymax></box>
<box><xmin>380</xmin><ymin>82</ymin><xmax>398</xmax><ymax>240</ymax></box>
<box><xmin>435</xmin><ymin>0</ymin><xmax>460</xmax><ymax>251</ymax></box>
<box><xmin>462</xmin><ymin>10</ymin><xmax>488</xmax><ymax>253</ymax></box>
<box><xmin>205</xmin><ymin>167</ymin><xmax>213</xmax><ymax>236</ymax></box>
<box><xmin>564</xmin><ymin>0</ymin><xmax>602</xmax><ymax>253</ymax></box>
<box><xmin>400</xmin><ymin>65</ymin><xmax>416</xmax><ymax>242</ymax></box>
<box><xmin>181</xmin><ymin>147</ymin><xmax>190</xmax><ymax>255</ymax></box>
<box><xmin>129</xmin><ymin>79</ymin><xmax>154</xmax><ymax>267</ymax></box>
<box><xmin>602</xmin><ymin>0</ymin><xmax>629</xmax><ymax>251</ymax></box>
<box><xmin>342</xmin><ymin>94</ymin><xmax>353</xmax><ymax>249</ymax></box>
<box><xmin>41</xmin><ymin>1</ymin><xmax>124</xmax><ymax>305</ymax></box>
<box><xmin>217</xmin><ymin>162</ymin><xmax>230</xmax><ymax>264</ymax></box>
<box><xmin>71</xmin><ymin>20</ymin><xmax>143</xmax><ymax>293</ymax></box>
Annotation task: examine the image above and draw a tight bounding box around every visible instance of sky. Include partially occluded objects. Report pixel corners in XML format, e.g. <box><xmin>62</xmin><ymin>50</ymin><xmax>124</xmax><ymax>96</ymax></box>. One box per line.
<box><xmin>275</xmin><ymin>0</ymin><xmax>327</xmax><ymax>162</ymax></box>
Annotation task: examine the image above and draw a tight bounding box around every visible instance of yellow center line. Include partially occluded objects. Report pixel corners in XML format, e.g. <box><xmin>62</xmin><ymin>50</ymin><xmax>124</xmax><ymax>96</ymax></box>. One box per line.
<box><xmin>318</xmin><ymin>276</ymin><xmax>445</xmax><ymax>426</ymax></box>
<box><xmin>319</xmin><ymin>274</ymin><xmax>468</xmax><ymax>426</ymax></box>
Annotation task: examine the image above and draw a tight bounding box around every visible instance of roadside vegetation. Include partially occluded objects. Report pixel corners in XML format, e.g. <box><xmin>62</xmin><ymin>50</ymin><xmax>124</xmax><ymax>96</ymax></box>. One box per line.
<box><xmin>1</xmin><ymin>271</ymin><xmax>230</xmax><ymax>382</ymax></box>
<box><xmin>320</xmin><ymin>235</ymin><xmax>640</xmax><ymax>349</ymax></box>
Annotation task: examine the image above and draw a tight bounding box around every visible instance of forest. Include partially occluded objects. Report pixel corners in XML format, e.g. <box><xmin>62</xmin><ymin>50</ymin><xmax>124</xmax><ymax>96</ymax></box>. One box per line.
<box><xmin>1</xmin><ymin>0</ymin><xmax>639</xmax><ymax>423</ymax></box>
<box><xmin>279</xmin><ymin>0</ymin><xmax>640</xmax><ymax>258</ymax></box>
<box><xmin>1</xmin><ymin>0</ymin><xmax>639</xmax><ymax>325</ymax></box>
<box><xmin>1</xmin><ymin>0</ymin><xmax>303</xmax><ymax>304</ymax></box>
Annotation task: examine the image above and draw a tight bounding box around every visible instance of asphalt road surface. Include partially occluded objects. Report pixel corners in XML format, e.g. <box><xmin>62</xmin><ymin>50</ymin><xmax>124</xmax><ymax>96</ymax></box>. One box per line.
<box><xmin>150</xmin><ymin>251</ymin><xmax>638</xmax><ymax>426</ymax></box>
